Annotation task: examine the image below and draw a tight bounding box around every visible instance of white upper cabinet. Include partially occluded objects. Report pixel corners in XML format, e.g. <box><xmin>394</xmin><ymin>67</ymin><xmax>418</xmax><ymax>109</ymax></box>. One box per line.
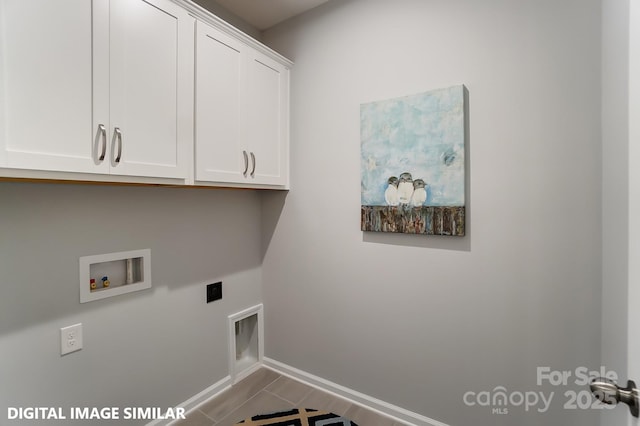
<box><xmin>0</xmin><ymin>0</ymin><xmax>97</xmax><ymax>173</ymax></box>
<box><xmin>195</xmin><ymin>20</ymin><xmax>290</xmax><ymax>188</ymax></box>
<box><xmin>195</xmin><ymin>21</ymin><xmax>246</xmax><ymax>183</ymax></box>
<box><xmin>94</xmin><ymin>0</ymin><xmax>193</xmax><ymax>179</ymax></box>
<box><xmin>0</xmin><ymin>0</ymin><xmax>193</xmax><ymax>180</ymax></box>
<box><xmin>246</xmin><ymin>50</ymin><xmax>289</xmax><ymax>186</ymax></box>
<box><xmin>0</xmin><ymin>0</ymin><xmax>289</xmax><ymax>188</ymax></box>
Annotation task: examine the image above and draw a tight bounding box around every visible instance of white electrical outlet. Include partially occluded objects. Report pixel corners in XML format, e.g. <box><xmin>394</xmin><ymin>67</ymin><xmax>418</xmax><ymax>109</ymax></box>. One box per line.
<box><xmin>60</xmin><ymin>323</ymin><xmax>83</xmax><ymax>355</ymax></box>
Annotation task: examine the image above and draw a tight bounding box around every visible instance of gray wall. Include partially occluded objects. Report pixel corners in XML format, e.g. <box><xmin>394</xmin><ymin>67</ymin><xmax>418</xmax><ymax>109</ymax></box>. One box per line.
<box><xmin>601</xmin><ymin>0</ymin><xmax>629</xmax><ymax>425</ymax></box>
<box><xmin>261</xmin><ymin>1</ymin><xmax>603</xmax><ymax>425</ymax></box>
<box><xmin>0</xmin><ymin>183</ymin><xmax>262</xmax><ymax>425</ymax></box>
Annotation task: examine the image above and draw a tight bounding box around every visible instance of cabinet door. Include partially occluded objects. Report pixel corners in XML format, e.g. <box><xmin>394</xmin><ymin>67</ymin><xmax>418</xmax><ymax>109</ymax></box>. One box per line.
<box><xmin>107</xmin><ymin>0</ymin><xmax>192</xmax><ymax>179</ymax></box>
<box><xmin>194</xmin><ymin>21</ymin><xmax>246</xmax><ymax>183</ymax></box>
<box><xmin>0</xmin><ymin>0</ymin><xmax>105</xmax><ymax>173</ymax></box>
<box><xmin>246</xmin><ymin>50</ymin><xmax>289</xmax><ymax>186</ymax></box>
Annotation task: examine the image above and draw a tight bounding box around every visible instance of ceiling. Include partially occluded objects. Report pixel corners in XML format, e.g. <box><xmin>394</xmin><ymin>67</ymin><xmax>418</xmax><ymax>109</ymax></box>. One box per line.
<box><xmin>212</xmin><ymin>0</ymin><xmax>331</xmax><ymax>30</ymax></box>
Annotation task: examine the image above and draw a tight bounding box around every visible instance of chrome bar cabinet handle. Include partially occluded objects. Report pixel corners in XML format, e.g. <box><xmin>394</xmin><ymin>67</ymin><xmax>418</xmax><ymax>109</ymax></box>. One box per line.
<box><xmin>96</xmin><ymin>124</ymin><xmax>107</xmax><ymax>161</ymax></box>
<box><xmin>113</xmin><ymin>127</ymin><xmax>123</xmax><ymax>163</ymax></box>
<box><xmin>242</xmin><ymin>150</ymin><xmax>249</xmax><ymax>177</ymax></box>
<box><xmin>250</xmin><ymin>152</ymin><xmax>256</xmax><ymax>177</ymax></box>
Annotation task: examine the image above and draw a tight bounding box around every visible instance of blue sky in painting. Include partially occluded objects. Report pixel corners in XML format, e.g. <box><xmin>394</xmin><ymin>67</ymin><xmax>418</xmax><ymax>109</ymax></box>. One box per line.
<box><xmin>360</xmin><ymin>85</ymin><xmax>465</xmax><ymax>206</ymax></box>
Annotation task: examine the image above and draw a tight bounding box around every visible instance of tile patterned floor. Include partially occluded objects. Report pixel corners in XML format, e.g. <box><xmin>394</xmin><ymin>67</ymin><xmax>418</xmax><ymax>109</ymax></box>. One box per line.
<box><xmin>172</xmin><ymin>368</ymin><xmax>406</xmax><ymax>426</ymax></box>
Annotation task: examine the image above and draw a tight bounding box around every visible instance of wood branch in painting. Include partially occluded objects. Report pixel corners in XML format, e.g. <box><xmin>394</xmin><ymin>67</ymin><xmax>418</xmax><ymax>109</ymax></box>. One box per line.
<box><xmin>360</xmin><ymin>85</ymin><xmax>466</xmax><ymax>236</ymax></box>
<box><xmin>361</xmin><ymin>205</ymin><xmax>465</xmax><ymax>236</ymax></box>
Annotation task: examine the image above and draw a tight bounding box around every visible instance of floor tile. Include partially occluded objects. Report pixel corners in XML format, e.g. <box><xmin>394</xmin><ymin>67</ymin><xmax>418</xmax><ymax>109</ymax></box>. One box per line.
<box><xmin>176</xmin><ymin>369</ymin><xmax>403</xmax><ymax>426</ymax></box>
<box><xmin>171</xmin><ymin>409</ymin><xmax>216</xmax><ymax>426</ymax></box>
<box><xmin>297</xmin><ymin>388</ymin><xmax>352</xmax><ymax>417</ymax></box>
<box><xmin>264</xmin><ymin>376</ymin><xmax>314</xmax><ymax>405</ymax></box>
<box><xmin>215</xmin><ymin>390</ymin><xmax>295</xmax><ymax>426</ymax></box>
<box><xmin>345</xmin><ymin>404</ymin><xmax>397</xmax><ymax>426</ymax></box>
<box><xmin>199</xmin><ymin>369</ymin><xmax>281</xmax><ymax>421</ymax></box>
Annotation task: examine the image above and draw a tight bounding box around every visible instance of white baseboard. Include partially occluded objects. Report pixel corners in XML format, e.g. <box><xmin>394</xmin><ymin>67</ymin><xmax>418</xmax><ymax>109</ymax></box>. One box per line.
<box><xmin>150</xmin><ymin>358</ymin><xmax>450</xmax><ymax>426</ymax></box>
<box><xmin>263</xmin><ymin>357</ymin><xmax>450</xmax><ymax>426</ymax></box>
<box><xmin>234</xmin><ymin>360</ymin><xmax>263</xmax><ymax>383</ymax></box>
<box><xmin>147</xmin><ymin>374</ymin><xmax>232</xmax><ymax>426</ymax></box>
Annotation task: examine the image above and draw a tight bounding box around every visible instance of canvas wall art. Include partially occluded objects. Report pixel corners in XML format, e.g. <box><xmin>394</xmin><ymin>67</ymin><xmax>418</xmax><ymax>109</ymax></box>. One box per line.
<box><xmin>360</xmin><ymin>85</ymin><xmax>466</xmax><ymax>236</ymax></box>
